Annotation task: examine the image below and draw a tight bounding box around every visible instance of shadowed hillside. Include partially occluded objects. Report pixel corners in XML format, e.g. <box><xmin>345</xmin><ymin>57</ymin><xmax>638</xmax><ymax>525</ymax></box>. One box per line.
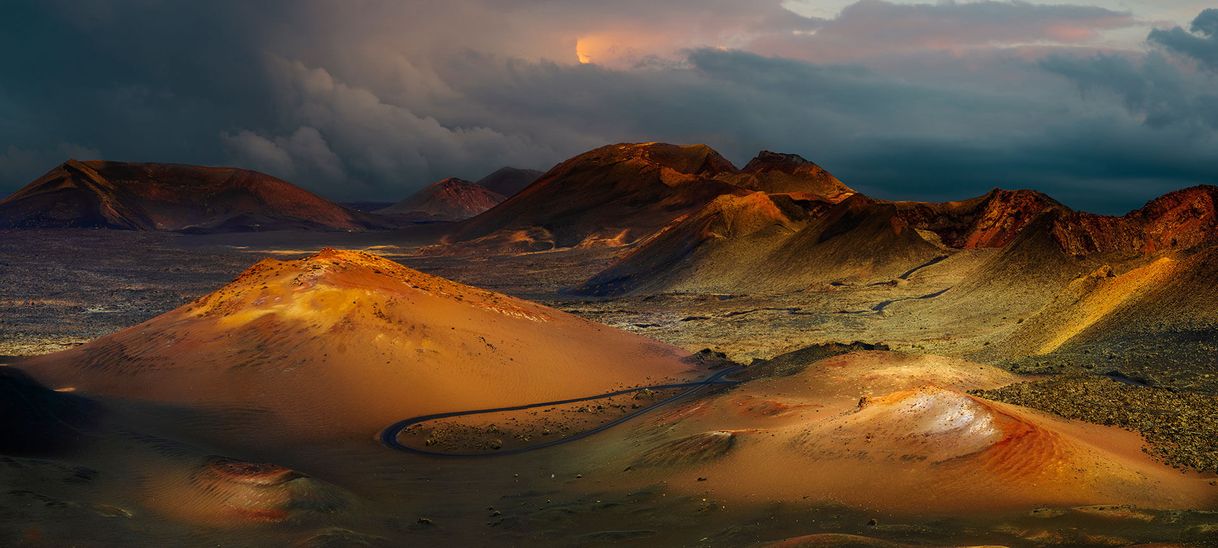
<box><xmin>0</xmin><ymin>160</ymin><xmax>383</xmax><ymax>232</ymax></box>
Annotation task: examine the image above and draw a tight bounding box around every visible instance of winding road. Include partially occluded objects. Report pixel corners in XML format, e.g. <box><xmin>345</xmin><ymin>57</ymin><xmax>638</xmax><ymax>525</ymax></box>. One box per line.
<box><xmin>898</xmin><ymin>255</ymin><xmax>949</xmax><ymax>280</ymax></box>
<box><xmin>378</xmin><ymin>366</ymin><xmax>743</xmax><ymax>457</ymax></box>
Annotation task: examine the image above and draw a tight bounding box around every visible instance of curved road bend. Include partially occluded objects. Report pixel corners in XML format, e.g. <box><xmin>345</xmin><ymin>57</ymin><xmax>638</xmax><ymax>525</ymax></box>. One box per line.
<box><xmin>378</xmin><ymin>366</ymin><xmax>743</xmax><ymax>457</ymax></box>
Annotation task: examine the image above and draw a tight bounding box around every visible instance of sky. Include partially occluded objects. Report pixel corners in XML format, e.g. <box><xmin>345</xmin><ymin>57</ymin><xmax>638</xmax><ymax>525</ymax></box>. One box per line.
<box><xmin>1</xmin><ymin>1</ymin><xmax>1216</xmax><ymax>212</ymax></box>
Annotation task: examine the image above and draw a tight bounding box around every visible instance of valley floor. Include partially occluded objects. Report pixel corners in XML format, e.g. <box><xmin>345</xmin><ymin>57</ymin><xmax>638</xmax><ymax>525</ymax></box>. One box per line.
<box><xmin>2</xmin><ymin>228</ymin><xmax>1217</xmax><ymax>546</ymax></box>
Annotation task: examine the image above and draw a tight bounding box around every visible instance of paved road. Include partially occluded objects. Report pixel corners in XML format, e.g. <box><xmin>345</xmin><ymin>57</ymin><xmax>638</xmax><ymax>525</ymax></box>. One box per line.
<box><xmin>378</xmin><ymin>366</ymin><xmax>743</xmax><ymax>457</ymax></box>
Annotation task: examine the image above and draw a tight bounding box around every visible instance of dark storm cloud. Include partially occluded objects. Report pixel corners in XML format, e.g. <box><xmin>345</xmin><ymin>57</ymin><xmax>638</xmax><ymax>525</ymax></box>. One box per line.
<box><xmin>0</xmin><ymin>0</ymin><xmax>1215</xmax><ymax>211</ymax></box>
<box><xmin>429</xmin><ymin>47</ymin><xmax>1217</xmax><ymax>212</ymax></box>
<box><xmin>1041</xmin><ymin>52</ymin><xmax>1218</xmax><ymax>131</ymax></box>
<box><xmin>1040</xmin><ymin>8</ymin><xmax>1218</xmax><ymax>141</ymax></box>
<box><xmin>1149</xmin><ymin>8</ymin><xmax>1218</xmax><ymax>71</ymax></box>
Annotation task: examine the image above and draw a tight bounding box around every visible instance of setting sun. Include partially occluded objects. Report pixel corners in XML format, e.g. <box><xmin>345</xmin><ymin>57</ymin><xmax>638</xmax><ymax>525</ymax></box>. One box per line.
<box><xmin>576</xmin><ymin>37</ymin><xmax>592</xmax><ymax>64</ymax></box>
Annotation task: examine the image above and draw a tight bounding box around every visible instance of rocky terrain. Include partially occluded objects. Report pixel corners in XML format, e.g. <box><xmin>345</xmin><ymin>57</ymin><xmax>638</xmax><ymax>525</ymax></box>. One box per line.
<box><xmin>2</xmin><ymin>141</ymin><xmax>1217</xmax><ymax>546</ymax></box>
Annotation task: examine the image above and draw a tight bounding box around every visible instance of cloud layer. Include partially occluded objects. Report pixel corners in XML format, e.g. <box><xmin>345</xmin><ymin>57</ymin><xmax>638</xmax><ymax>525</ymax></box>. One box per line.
<box><xmin>0</xmin><ymin>0</ymin><xmax>1215</xmax><ymax>211</ymax></box>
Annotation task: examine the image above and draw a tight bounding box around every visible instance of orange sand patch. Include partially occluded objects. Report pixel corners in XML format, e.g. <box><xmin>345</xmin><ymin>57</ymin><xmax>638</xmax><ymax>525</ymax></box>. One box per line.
<box><xmin>615</xmin><ymin>351</ymin><xmax>1216</xmax><ymax>514</ymax></box>
<box><xmin>19</xmin><ymin>249</ymin><xmax>697</xmax><ymax>442</ymax></box>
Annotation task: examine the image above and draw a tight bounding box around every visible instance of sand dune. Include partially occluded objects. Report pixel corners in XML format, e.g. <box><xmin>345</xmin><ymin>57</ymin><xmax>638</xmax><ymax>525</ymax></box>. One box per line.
<box><xmin>613</xmin><ymin>352</ymin><xmax>1215</xmax><ymax>514</ymax></box>
<box><xmin>145</xmin><ymin>456</ymin><xmax>350</xmax><ymax>526</ymax></box>
<box><xmin>18</xmin><ymin>249</ymin><xmax>698</xmax><ymax>441</ymax></box>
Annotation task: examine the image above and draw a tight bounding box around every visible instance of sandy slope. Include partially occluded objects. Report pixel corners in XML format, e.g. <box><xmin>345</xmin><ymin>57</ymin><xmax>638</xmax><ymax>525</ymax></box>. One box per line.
<box><xmin>611</xmin><ymin>352</ymin><xmax>1216</xmax><ymax>514</ymax></box>
<box><xmin>18</xmin><ymin>249</ymin><xmax>698</xmax><ymax>441</ymax></box>
<box><xmin>583</xmin><ymin>192</ymin><xmax>817</xmax><ymax>294</ymax></box>
<box><xmin>585</xmin><ymin>194</ymin><xmax>941</xmax><ymax>295</ymax></box>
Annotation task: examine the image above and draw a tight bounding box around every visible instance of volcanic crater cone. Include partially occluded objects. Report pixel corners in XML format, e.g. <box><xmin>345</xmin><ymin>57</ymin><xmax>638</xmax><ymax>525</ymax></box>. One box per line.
<box><xmin>450</xmin><ymin>142</ymin><xmax>746</xmax><ymax>249</ymax></box>
<box><xmin>475</xmin><ymin>167</ymin><xmax>543</xmax><ymax>197</ymax></box>
<box><xmin>376</xmin><ymin>177</ymin><xmax>506</xmax><ymax>222</ymax></box>
<box><xmin>18</xmin><ymin>249</ymin><xmax>698</xmax><ymax>440</ymax></box>
<box><xmin>616</xmin><ymin>351</ymin><xmax>1216</xmax><ymax>513</ymax></box>
<box><xmin>0</xmin><ymin>160</ymin><xmax>381</xmax><ymax>232</ymax></box>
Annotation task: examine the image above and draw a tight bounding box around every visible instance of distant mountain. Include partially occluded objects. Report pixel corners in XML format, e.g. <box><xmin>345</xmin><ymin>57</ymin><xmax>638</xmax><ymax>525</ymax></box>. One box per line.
<box><xmin>1047</xmin><ymin>185</ymin><xmax>1218</xmax><ymax>256</ymax></box>
<box><xmin>896</xmin><ymin>185</ymin><xmax>1218</xmax><ymax>256</ymax></box>
<box><xmin>719</xmin><ymin>150</ymin><xmax>855</xmax><ymax>201</ymax></box>
<box><xmin>760</xmin><ymin>195</ymin><xmax>942</xmax><ymax>288</ymax></box>
<box><xmin>584</xmin><ymin>193</ymin><xmax>940</xmax><ymax>295</ymax></box>
<box><xmin>445</xmin><ymin>143</ymin><xmax>891</xmax><ymax>255</ymax></box>
<box><xmin>582</xmin><ymin>192</ymin><xmax>821</xmax><ymax>294</ymax></box>
<box><xmin>0</xmin><ymin>160</ymin><xmax>380</xmax><ymax>232</ymax></box>
<box><xmin>581</xmin><ymin>180</ymin><xmax>1218</xmax><ymax>297</ymax></box>
<box><xmin>952</xmin><ymin>186</ymin><xmax>1218</xmax><ymax>383</ymax></box>
<box><xmin>376</xmin><ymin>177</ymin><xmax>506</xmax><ymax>222</ymax></box>
<box><xmin>450</xmin><ymin>142</ymin><xmax>745</xmax><ymax>251</ymax></box>
<box><xmin>475</xmin><ymin>167</ymin><xmax>543</xmax><ymax>197</ymax></box>
<box><xmin>895</xmin><ymin>189</ymin><xmax>1063</xmax><ymax>249</ymax></box>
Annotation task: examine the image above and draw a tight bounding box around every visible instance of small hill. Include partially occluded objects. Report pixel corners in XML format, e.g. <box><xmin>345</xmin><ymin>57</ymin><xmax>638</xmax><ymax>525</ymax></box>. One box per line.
<box><xmin>762</xmin><ymin>195</ymin><xmax>942</xmax><ymax>289</ymax></box>
<box><xmin>376</xmin><ymin>177</ymin><xmax>506</xmax><ymax>222</ymax></box>
<box><xmin>1000</xmin><ymin>258</ymin><xmax>1182</xmax><ymax>356</ymax></box>
<box><xmin>929</xmin><ymin>186</ymin><xmax>1218</xmax><ymax>315</ymax></box>
<box><xmin>451</xmin><ymin>143</ymin><xmax>743</xmax><ymax>249</ymax></box>
<box><xmin>17</xmin><ymin>249</ymin><xmax>697</xmax><ymax>441</ymax></box>
<box><xmin>585</xmin><ymin>194</ymin><xmax>941</xmax><ymax>295</ymax></box>
<box><xmin>615</xmin><ymin>351</ymin><xmax>1212</xmax><ymax>513</ymax></box>
<box><xmin>719</xmin><ymin>150</ymin><xmax>855</xmax><ymax>202</ymax></box>
<box><xmin>476</xmin><ymin>167</ymin><xmax>543</xmax><ymax>197</ymax></box>
<box><xmin>0</xmin><ymin>160</ymin><xmax>379</xmax><ymax>232</ymax></box>
<box><xmin>583</xmin><ymin>192</ymin><xmax>821</xmax><ymax>295</ymax></box>
<box><xmin>989</xmin><ymin>245</ymin><xmax>1218</xmax><ymax>390</ymax></box>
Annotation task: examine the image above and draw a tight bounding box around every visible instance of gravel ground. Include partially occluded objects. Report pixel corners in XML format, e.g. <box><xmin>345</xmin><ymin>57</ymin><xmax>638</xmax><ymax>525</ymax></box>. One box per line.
<box><xmin>975</xmin><ymin>375</ymin><xmax>1218</xmax><ymax>473</ymax></box>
